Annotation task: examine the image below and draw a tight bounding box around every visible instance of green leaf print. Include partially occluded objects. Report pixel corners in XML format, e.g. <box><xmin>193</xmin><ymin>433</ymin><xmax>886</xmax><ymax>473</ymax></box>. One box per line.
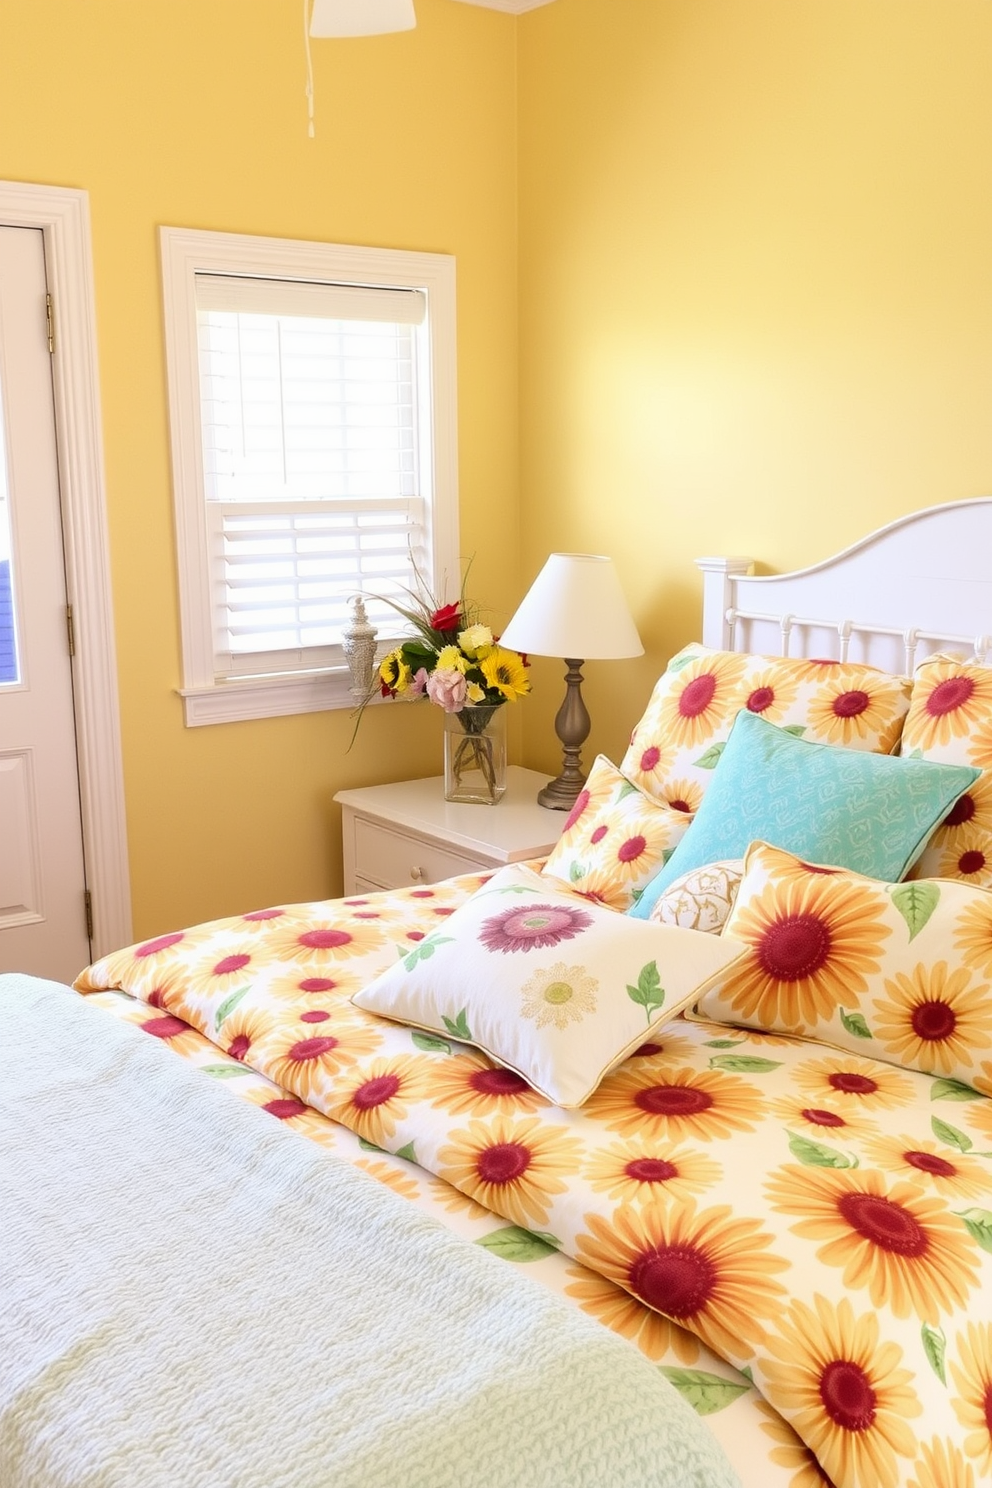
<box><xmin>475</xmin><ymin>1227</ymin><xmax>559</xmax><ymax>1263</ymax></box>
<box><xmin>442</xmin><ymin>1008</ymin><xmax>472</xmax><ymax>1042</ymax></box>
<box><xmin>569</xmin><ymin>862</ymin><xmax>587</xmax><ymax>883</ymax></box>
<box><xmin>921</xmin><ymin>1323</ymin><xmax>948</xmax><ymax>1385</ymax></box>
<box><xmin>214</xmin><ymin>984</ymin><xmax>251</xmax><ymax>1029</ymax></box>
<box><xmin>693</xmin><ymin>742</ymin><xmax>726</xmax><ymax>770</ymax></box>
<box><xmin>411</xmin><ymin>1030</ymin><xmax>452</xmax><ymax>1055</ymax></box>
<box><xmin>617</xmin><ymin>779</ymin><xmax>642</xmax><ymax>801</ymax></box>
<box><xmin>890</xmin><ymin>881</ymin><xmax>941</xmax><ymax>941</ymax></box>
<box><xmin>787</xmin><ymin>1131</ymin><xmax>858</xmax><ymax>1169</ymax></box>
<box><xmin>627</xmin><ymin>961</ymin><xmax>665</xmax><ymax>1023</ymax></box>
<box><xmin>359</xmin><ymin>1136</ymin><xmax>386</xmax><ymax>1152</ymax></box>
<box><xmin>931</xmin><ymin>1077</ymin><xmax>983</xmax><ymax>1103</ymax></box>
<box><xmin>200</xmin><ymin>1063</ymin><xmax>253</xmax><ymax>1079</ymax></box>
<box><xmin>394</xmin><ymin>1142</ymin><xmax>417</xmax><ymax>1163</ymax></box>
<box><xmin>955</xmin><ymin>1208</ymin><xmax>992</xmax><ymax>1254</ymax></box>
<box><xmin>704</xmin><ymin>1038</ymin><xmax>744</xmax><ymax>1049</ymax></box>
<box><xmin>931</xmin><ymin>1116</ymin><xmax>973</xmax><ymax>1153</ymax></box>
<box><xmin>403</xmin><ymin>934</ymin><xmax>455</xmax><ymax>971</ymax></box>
<box><xmin>666</xmin><ymin>650</ymin><xmax>697</xmax><ymax>674</ymax></box>
<box><xmin>709</xmin><ymin>1055</ymin><xmax>782</xmax><ymax>1074</ymax></box>
<box><xmin>658</xmin><ymin>1368</ymin><xmax>751</xmax><ymax>1417</ymax></box>
<box><xmin>839</xmin><ymin>1008</ymin><xmax>873</xmax><ymax>1040</ymax></box>
<box><xmin>781</xmin><ymin>725</ymin><xmax>807</xmax><ymax>738</ymax></box>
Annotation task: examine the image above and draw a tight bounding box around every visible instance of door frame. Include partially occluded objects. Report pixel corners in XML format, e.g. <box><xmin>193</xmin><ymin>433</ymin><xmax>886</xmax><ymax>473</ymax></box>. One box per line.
<box><xmin>0</xmin><ymin>180</ymin><xmax>131</xmax><ymax>958</ymax></box>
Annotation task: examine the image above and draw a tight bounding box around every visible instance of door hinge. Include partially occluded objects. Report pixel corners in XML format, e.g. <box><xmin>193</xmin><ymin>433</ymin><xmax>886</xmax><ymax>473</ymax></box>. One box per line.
<box><xmin>46</xmin><ymin>293</ymin><xmax>55</xmax><ymax>354</ymax></box>
<box><xmin>66</xmin><ymin>604</ymin><xmax>75</xmax><ymax>657</ymax></box>
<box><xmin>84</xmin><ymin>890</ymin><xmax>94</xmax><ymax>942</ymax></box>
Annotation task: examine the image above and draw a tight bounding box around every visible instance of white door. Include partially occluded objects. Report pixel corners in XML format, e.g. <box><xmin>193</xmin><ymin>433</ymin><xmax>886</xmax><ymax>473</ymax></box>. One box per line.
<box><xmin>0</xmin><ymin>225</ymin><xmax>90</xmax><ymax>980</ymax></box>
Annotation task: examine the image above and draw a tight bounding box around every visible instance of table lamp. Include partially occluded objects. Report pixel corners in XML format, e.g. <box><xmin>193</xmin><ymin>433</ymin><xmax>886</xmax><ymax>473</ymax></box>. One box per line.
<box><xmin>499</xmin><ymin>554</ymin><xmax>643</xmax><ymax>810</ymax></box>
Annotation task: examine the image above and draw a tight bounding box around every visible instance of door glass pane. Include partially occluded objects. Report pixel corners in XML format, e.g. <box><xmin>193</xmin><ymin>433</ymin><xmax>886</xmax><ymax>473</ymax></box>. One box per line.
<box><xmin>0</xmin><ymin>388</ymin><xmax>19</xmax><ymax>685</ymax></box>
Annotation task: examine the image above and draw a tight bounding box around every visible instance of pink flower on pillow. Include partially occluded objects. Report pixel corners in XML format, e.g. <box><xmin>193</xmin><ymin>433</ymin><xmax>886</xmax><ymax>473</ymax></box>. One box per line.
<box><xmin>427</xmin><ymin>666</ymin><xmax>468</xmax><ymax>712</ymax></box>
<box><xmin>479</xmin><ymin>902</ymin><xmax>593</xmax><ymax>954</ymax></box>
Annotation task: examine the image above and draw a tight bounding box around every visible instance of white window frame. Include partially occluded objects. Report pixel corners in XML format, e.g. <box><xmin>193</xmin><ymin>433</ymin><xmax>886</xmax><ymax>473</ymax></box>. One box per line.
<box><xmin>160</xmin><ymin>227</ymin><xmax>459</xmax><ymax>727</ymax></box>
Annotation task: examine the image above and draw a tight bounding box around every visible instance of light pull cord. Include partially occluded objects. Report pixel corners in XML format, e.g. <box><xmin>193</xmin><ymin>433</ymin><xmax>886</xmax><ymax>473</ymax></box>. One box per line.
<box><xmin>304</xmin><ymin>0</ymin><xmax>316</xmax><ymax>137</ymax></box>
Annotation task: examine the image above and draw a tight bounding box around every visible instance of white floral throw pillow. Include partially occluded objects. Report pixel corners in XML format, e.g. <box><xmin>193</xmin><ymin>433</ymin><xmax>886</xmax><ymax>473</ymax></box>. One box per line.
<box><xmin>352</xmin><ymin>863</ymin><xmax>745</xmax><ymax>1107</ymax></box>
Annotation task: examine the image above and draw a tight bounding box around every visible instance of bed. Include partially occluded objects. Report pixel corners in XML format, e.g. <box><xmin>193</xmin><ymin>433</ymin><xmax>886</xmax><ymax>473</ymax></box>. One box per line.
<box><xmin>7</xmin><ymin>497</ymin><xmax>992</xmax><ymax>1488</ymax></box>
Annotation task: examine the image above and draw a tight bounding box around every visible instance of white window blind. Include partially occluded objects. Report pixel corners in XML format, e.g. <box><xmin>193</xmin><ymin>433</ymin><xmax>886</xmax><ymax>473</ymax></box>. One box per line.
<box><xmin>195</xmin><ymin>273</ymin><xmax>430</xmax><ymax>676</ymax></box>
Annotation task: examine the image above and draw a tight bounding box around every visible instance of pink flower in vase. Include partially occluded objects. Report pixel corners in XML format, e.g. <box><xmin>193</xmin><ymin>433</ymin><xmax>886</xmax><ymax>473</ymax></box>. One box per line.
<box><xmin>427</xmin><ymin>667</ymin><xmax>468</xmax><ymax>713</ymax></box>
<box><xmin>407</xmin><ymin>667</ymin><xmax>430</xmax><ymax>698</ymax></box>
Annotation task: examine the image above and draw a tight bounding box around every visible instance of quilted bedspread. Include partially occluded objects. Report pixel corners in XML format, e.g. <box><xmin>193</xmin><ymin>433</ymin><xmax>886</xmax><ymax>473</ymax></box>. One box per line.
<box><xmin>0</xmin><ymin>972</ymin><xmax>737</xmax><ymax>1488</ymax></box>
<box><xmin>77</xmin><ymin>874</ymin><xmax>992</xmax><ymax>1488</ymax></box>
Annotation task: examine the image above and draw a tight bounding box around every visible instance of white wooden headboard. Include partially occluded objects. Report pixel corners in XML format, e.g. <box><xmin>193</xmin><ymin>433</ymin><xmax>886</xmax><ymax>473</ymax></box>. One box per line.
<box><xmin>698</xmin><ymin>497</ymin><xmax>992</xmax><ymax>674</ymax></box>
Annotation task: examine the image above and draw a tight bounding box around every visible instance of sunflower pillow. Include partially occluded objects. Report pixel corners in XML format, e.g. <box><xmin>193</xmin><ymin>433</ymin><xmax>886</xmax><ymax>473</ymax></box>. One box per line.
<box><xmin>695</xmin><ymin>839</ymin><xmax>992</xmax><ymax>1091</ymax></box>
<box><xmin>620</xmin><ymin>642</ymin><xmax>912</xmax><ymax>811</ymax></box>
<box><xmin>352</xmin><ymin>863</ymin><xmax>745</xmax><ymax>1107</ymax></box>
<box><xmin>900</xmin><ymin>656</ymin><xmax>992</xmax><ymax>887</ymax></box>
<box><xmin>541</xmin><ymin>756</ymin><xmax>692</xmax><ymax>912</ymax></box>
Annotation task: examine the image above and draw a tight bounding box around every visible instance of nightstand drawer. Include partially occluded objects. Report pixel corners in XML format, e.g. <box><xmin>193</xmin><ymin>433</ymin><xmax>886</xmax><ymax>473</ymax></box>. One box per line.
<box><xmin>353</xmin><ymin>817</ymin><xmax>487</xmax><ymax>889</ymax></box>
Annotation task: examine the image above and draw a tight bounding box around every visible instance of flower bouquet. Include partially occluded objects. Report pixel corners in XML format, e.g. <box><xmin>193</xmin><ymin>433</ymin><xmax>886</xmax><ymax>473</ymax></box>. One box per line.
<box><xmin>371</xmin><ymin>585</ymin><xmax>530</xmax><ymax>804</ymax></box>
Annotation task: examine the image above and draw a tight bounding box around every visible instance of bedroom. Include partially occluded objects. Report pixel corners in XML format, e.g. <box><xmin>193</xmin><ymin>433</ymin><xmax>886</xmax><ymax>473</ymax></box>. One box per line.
<box><xmin>3</xmin><ymin>3</ymin><xmax>992</xmax><ymax>1485</ymax></box>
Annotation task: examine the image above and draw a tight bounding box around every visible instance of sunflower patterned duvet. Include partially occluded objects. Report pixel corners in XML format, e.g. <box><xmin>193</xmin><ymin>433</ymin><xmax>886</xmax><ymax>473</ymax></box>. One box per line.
<box><xmin>77</xmin><ymin>870</ymin><xmax>992</xmax><ymax>1488</ymax></box>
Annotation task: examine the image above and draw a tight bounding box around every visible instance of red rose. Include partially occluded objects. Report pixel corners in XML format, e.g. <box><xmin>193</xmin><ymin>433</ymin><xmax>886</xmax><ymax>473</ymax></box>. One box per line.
<box><xmin>429</xmin><ymin>602</ymin><xmax>462</xmax><ymax>631</ymax></box>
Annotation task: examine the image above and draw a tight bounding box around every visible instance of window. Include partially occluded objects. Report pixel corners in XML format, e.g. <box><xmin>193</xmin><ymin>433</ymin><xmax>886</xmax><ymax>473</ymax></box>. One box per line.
<box><xmin>160</xmin><ymin>228</ymin><xmax>458</xmax><ymax>725</ymax></box>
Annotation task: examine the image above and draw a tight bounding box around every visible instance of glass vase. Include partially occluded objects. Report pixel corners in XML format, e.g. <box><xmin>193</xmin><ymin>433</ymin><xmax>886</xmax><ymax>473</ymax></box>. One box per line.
<box><xmin>443</xmin><ymin>704</ymin><xmax>507</xmax><ymax>805</ymax></box>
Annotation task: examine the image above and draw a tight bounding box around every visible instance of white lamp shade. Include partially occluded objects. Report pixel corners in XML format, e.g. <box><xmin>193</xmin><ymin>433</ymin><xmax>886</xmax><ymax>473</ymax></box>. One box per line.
<box><xmin>310</xmin><ymin>0</ymin><xmax>416</xmax><ymax>36</ymax></box>
<box><xmin>500</xmin><ymin>554</ymin><xmax>644</xmax><ymax>661</ymax></box>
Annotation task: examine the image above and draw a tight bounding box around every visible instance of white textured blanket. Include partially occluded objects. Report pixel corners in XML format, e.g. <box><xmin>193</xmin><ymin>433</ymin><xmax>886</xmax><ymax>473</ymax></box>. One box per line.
<box><xmin>0</xmin><ymin>975</ymin><xmax>738</xmax><ymax>1488</ymax></box>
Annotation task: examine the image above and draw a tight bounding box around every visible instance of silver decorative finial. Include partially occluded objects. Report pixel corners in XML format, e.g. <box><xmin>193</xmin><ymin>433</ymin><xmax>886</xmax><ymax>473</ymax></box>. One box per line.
<box><xmin>342</xmin><ymin>594</ymin><xmax>378</xmax><ymax>703</ymax></box>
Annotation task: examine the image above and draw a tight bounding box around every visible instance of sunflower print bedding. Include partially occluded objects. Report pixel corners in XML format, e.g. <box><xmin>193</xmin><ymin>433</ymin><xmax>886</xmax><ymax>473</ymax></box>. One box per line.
<box><xmin>77</xmin><ymin>872</ymin><xmax>992</xmax><ymax>1488</ymax></box>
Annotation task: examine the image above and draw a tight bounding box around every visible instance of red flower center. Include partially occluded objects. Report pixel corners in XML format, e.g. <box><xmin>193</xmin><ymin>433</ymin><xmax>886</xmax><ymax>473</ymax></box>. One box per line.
<box><xmin>802</xmin><ymin>1107</ymin><xmax>846</xmax><ymax>1128</ymax></box>
<box><xmin>213</xmin><ymin>953</ymin><xmax>251</xmax><ymax>976</ymax></box>
<box><xmin>141</xmin><ymin>1015</ymin><xmax>188</xmax><ymax>1040</ymax></box>
<box><xmin>819</xmin><ymin>1359</ymin><xmax>877</xmax><ymax>1433</ymax></box>
<box><xmin>243</xmin><ymin>908</ymin><xmax>284</xmax><ymax>922</ymax></box>
<box><xmin>470</xmin><ymin>1067</ymin><xmax>531</xmax><ymax>1097</ymax></box>
<box><xmin>984</xmin><ymin>1382</ymin><xmax>992</xmax><ymax>1439</ymax></box>
<box><xmin>352</xmin><ymin>1073</ymin><xmax>401</xmax><ymax>1110</ymax></box>
<box><xmin>617</xmin><ymin>834</ymin><xmax>647</xmax><ymax>864</ymax></box>
<box><xmin>832</xmin><ymin>690</ymin><xmax>870</xmax><ymax>719</ymax></box>
<box><xmin>837</xmin><ymin>1192</ymin><xmax>928</xmax><ymax>1257</ymax></box>
<box><xmin>958</xmin><ymin>850</ymin><xmax>987</xmax><ymax>876</ymax></box>
<box><xmin>668</xmin><ymin>798</ymin><xmax>691</xmax><ymax>814</ymax></box>
<box><xmin>639</xmin><ymin>746</ymin><xmax>661</xmax><ymax>773</ymax></box>
<box><xmin>633</xmin><ymin>1042</ymin><xmax>664</xmax><ymax>1058</ymax></box>
<box><xmin>300</xmin><ymin>1009</ymin><xmax>330</xmax><ymax>1024</ymax></box>
<box><xmin>678</xmin><ymin>673</ymin><xmax>717</xmax><ymax>719</ymax></box>
<box><xmin>287</xmin><ymin>1035</ymin><xmax>339</xmax><ymax>1063</ymax></box>
<box><xmin>747</xmin><ymin>686</ymin><xmax>775</xmax><ymax>714</ymax></box>
<box><xmin>828</xmin><ymin>1071</ymin><xmax>878</xmax><ymax>1096</ymax></box>
<box><xmin>299</xmin><ymin>929</ymin><xmax>352</xmax><ymax>951</ymax></box>
<box><xmin>264</xmin><ymin>1098</ymin><xmax>308</xmax><ymax>1120</ymax></box>
<box><xmin>299</xmin><ymin>978</ymin><xmax>335</xmax><ymax>993</ymax></box>
<box><xmin>564</xmin><ymin>790</ymin><xmax>591</xmax><ymax>831</ymax></box>
<box><xmin>758</xmin><ymin>913</ymin><xmax>832</xmax><ymax>981</ymax></box>
<box><xmin>635</xmin><ymin>1084</ymin><xmax>714</xmax><ymax>1117</ymax></box>
<box><xmin>904</xmin><ymin>1149</ymin><xmax>957</xmax><ymax>1179</ymax></box>
<box><xmin>227</xmin><ymin>1034</ymin><xmax>251</xmax><ymax>1061</ymax></box>
<box><xmin>926</xmin><ymin>675</ymin><xmax>975</xmax><ymax>717</ymax></box>
<box><xmin>625</xmin><ymin>1157</ymin><xmax>679</xmax><ymax>1184</ymax></box>
<box><xmin>629</xmin><ymin>1241</ymin><xmax>717</xmax><ymax>1319</ymax></box>
<box><xmin>590</xmin><ymin>825</ymin><xmax>609</xmax><ymax>845</ymax></box>
<box><xmin>945</xmin><ymin>792</ymin><xmax>976</xmax><ymax>828</ymax></box>
<box><xmin>135</xmin><ymin>931</ymin><xmax>184</xmax><ymax>958</ymax></box>
<box><xmin>476</xmin><ymin>1142</ymin><xmax>532</xmax><ymax>1185</ymax></box>
<box><xmin>910</xmin><ymin>999</ymin><xmax>957</xmax><ymax>1043</ymax></box>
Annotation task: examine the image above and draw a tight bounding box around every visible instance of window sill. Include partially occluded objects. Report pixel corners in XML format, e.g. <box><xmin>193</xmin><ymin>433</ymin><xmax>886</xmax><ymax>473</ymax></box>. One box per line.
<box><xmin>178</xmin><ymin>667</ymin><xmax>369</xmax><ymax>727</ymax></box>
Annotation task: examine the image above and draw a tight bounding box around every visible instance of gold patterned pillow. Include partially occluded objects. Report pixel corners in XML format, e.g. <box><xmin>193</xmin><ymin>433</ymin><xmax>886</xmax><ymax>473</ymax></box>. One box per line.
<box><xmin>900</xmin><ymin>656</ymin><xmax>992</xmax><ymax>886</ymax></box>
<box><xmin>695</xmin><ymin>840</ymin><xmax>992</xmax><ymax>1092</ymax></box>
<box><xmin>620</xmin><ymin>644</ymin><xmax>912</xmax><ymax>808</ymax></box>
<box><xmin>541</xmin><ymin>756</ymin><xmax>692</xmax><ymax>912</ymax></box>
<box><xmin>647</xmin><ymin>860</ymin><xmax>744</xmax><ymax>934</ymax></box>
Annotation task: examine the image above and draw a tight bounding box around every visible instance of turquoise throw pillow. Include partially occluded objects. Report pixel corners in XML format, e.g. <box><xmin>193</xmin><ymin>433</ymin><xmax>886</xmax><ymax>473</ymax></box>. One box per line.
<box><xmin>629</xmin><ymin>710</ymin><xmax>979</xmax><ymax>920</ymax></box>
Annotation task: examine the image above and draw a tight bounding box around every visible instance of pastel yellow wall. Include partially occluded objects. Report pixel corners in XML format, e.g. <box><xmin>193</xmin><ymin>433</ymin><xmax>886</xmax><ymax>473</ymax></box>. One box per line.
<box><xmin>516</xmin><ymin>0</ymin><xmax>992</xmax><ymax>776</ymax></box>
<box><xmin>0</xmin><ymin>0</ymin><xmax>520</xmax><ymax>934</ymax></box>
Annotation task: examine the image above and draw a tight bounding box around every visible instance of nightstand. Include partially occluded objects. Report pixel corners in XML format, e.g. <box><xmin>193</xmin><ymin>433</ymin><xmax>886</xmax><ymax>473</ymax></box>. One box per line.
<box><xmin>334</xmin><ymin>766</ymin><xmax>565</xmax><ymax>894</ymax></box>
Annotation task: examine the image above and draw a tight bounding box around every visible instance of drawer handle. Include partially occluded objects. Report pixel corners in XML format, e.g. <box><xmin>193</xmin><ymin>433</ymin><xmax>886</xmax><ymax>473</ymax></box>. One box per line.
<box><xmin>410</xmin><ymin>865</ymin><xmax>425</xmax><ymax>882</ymax></box>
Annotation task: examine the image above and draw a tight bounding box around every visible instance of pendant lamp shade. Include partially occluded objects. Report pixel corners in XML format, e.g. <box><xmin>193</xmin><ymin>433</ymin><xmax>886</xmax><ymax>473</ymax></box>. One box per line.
<box><xmin>310</xmin><ymin>0</ymin><xmax>416</xmax><ymax>36</ymax></box>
